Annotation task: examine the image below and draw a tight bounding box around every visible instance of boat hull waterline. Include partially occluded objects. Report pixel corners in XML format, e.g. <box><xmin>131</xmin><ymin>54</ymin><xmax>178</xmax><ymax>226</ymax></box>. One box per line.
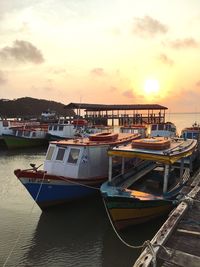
<box><xmin>14</xmin><ymin>169</ymin><xmax>105</xmax><ymax>209</ymax></box>
<box><xmin>3</xmin><ymin>135</ymin><xmax>48</xmax><ymax>149</ymax></box>
<box><xmin>103</xmin><ymin>196</ymin><xmax>172</xmax><ymax>229</ymax></box>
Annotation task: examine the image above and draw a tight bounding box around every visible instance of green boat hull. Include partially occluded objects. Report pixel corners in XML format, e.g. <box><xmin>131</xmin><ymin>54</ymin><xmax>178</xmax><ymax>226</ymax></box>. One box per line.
<box><xmin>3</xmin><ymin>135</ymin><xmax>48</xmax><ymax>149</ymax></box>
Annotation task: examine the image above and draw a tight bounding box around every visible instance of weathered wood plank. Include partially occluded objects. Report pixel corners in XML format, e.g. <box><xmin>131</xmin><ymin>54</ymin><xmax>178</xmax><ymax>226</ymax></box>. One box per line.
<box><xmin>133</xmin><ymin>202</ymin><xmax>188</xmax><ymax>267</ymax></box>
<box><xmin>191</xmin><ymin>171</ymin><xmax>200</xmax><ymax>187</ymax></box>
<box><xmin>133</xmin><ymin>184</ymin><xmax>200</xmax><ymax>267</ymax></box>
<box><xmin>159</xmin><ymin>247</ymin><xmax>200</xmax><ymax>267</ymax></box>
<box><xmin>177</xmin><ymin>228</ymin><xmax>200</xmax><ymax>237</ymax></box>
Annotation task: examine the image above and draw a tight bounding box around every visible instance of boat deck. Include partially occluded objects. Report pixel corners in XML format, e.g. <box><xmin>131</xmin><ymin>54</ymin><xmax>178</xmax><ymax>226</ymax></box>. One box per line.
<box><xmin>133</xmin><ymin>169</ymin><xmax>200</xmax><ymax>267</ymax></box>
<box><xmin>50</xmin><ymin>133</ymin><xmax>139</xmax><ymax>146</ymax></box>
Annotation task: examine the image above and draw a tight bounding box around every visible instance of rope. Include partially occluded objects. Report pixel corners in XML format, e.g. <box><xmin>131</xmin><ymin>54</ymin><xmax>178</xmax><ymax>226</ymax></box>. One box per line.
<box><xmin>102</xmin><ymin>198</ymin><xmax>144</xmax><ymax>249</ymax></box>
<box><xmin>58</xmin><ymin>175</ymin><xmax>101</xmax><ymax>191</ymax></box>
<box><xmin>102</xmin><ymin>198</ymin><xmax>173</xmax><ymax>267</ymax></box>
<box><xmin>3</xmin><ymin>171</ymin><xmax>46</xmax><ymax>267</ymax></box>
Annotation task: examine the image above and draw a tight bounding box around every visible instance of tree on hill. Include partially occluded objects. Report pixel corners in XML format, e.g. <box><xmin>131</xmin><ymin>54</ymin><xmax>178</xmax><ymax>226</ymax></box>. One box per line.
<box><xmin>0</xmin><ymin>97</ymin><xmax>75</xmax><ymax>118</ymax></box>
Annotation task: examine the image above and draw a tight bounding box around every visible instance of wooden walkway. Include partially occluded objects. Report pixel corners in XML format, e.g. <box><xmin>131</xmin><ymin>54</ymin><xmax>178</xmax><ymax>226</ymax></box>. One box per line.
<box><xmin>133</xmin><ymin>170</ymin><xmax>200</xmax><ymax>267</ymax></box>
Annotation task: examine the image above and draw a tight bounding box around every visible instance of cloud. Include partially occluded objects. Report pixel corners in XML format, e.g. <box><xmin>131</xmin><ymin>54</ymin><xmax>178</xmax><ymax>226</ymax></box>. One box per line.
<box><xmin>196</xmin><ymin>81</ymin><xmax>200</xmax><ymax>87</ymax></box>
<box><xmin>132</xmin><ymin>16</ymin><xmax>168</xmax><ymax>38</ymax></box>
<box><xmin>168</xmin><ymin>38</ymin><xmax>199</xmax><ymax>49</ymax></box>
<box><xmin>90</xmin><ymin>68</ymin><xmax>106</xmax><ymax>76</ymax></box>
<box><xmin>109</xmin><ymin>86</ymin><xmax>118</xmax><ymax>92</ymax></box>
<box><xmin>0</xmin><ymin>40</ymin><xmax>44</xmax><ymax>64</ymax></box>
<box><xmin>123</xmin><ymin>90</ymin><xmax>134</xmax><ymax>98</ymax></box>
<box><xmin>158</xmin><ymin>53</ymin><xmax>174</xmax><ymax>66</ymax></box>
<box><xmin>0</xmin><ymin>70</ymin><xmax>7</xmax><ymax>84</ymax></box>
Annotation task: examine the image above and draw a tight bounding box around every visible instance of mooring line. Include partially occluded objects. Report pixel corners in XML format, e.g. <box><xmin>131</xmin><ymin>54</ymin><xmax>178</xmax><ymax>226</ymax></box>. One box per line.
<box><xmin>3</xmin><ymin>171</ymin><xmax>46</xmax><ymax>267</ymax></box>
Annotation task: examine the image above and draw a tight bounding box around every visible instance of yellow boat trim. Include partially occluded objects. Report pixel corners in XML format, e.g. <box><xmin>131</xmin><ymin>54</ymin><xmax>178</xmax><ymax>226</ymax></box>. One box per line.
<box><xmin>110</xmin><ymin>205</ymin><xmax>171</xmax><ymax>221</ymax></box>
<box><xmin>108</xmin><ymin>148</ymin><xmax>195</xmax><ymax>164</ymax></box>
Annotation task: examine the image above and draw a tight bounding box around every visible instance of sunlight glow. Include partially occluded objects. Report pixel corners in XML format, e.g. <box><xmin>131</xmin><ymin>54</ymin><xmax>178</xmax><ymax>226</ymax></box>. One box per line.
<box><xmin>144</xmin><ymin>79</ymin><xmax>160</xmax><ymax>95</ymax></box>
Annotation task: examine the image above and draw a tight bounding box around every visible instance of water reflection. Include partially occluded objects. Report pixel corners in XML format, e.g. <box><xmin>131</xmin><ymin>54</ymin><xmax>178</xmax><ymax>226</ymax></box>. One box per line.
<box><xmin>17</xmin><ymin>196</ymin><xmax>167</xmax><ymax>267</ymax></box>
<box><xmin>19</xmin><ymin>197</ymin><xmax>107</xmax><ymax>267</ymax></box>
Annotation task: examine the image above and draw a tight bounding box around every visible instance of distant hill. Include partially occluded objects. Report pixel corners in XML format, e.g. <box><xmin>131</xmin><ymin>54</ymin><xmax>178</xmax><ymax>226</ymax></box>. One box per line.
<box><xmin>0</xmin><ymin>97</ymin><xmax>75</xmax><ymax>118</ymax></box>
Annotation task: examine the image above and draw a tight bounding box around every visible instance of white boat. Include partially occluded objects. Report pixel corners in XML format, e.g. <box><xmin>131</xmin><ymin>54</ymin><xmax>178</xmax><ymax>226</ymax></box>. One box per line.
<box><xmin>120</xmin><ymin>125</ymin><xmax>147</xmax><ymax>138</ymax></box>
<box><xmin>14</xmin><ymin>132</ymin><xmax>140</xmax><ymax>209</ymax></box>
<box><xmin>3</xmin><ymin>124</ymin><xmax>48</xmax><ymax>149</ymax></box>
<box><xmin>150</xmin><ymin>122</ymin><xmax>177</xmax><ymax>138</ymax></box>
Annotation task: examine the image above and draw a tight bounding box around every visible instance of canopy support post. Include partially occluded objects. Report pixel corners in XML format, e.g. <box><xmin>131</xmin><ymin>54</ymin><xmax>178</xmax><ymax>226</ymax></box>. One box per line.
<box><xmin>163</xmin><ymin>164</ymin><xmax>169</xmax><ymax>193</ymax></box>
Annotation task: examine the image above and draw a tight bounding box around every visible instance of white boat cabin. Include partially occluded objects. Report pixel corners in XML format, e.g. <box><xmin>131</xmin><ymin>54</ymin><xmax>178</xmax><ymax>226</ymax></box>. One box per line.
<box><xmin>10</xmin><ymin>127</ymin><xmax>47</xmax><ymax>139</ymax></box>
<box><xmin>44</xmin><ymin>141</ymin><xmax>110</xmax><ymax>179</ymax></box>
<box><xmin>48</xmin><ymin>123</ymin><xmax>77</xmax><ymax>139</ymax></box>
<box><xmin>0</xmin><ymin>120</ymin><xmax>25</xmax><ymax>136</ymax></box>
<box><xmin>120</xmin><ymin>125</ymin><xmax>147</xmax><ymax>138</ymax></box>
<box><xmin>43</xmin><ymin>133</ymin><xmax>138</xmax><ymax>179</ymax></box>
<box><xmin>150</xmin><ymin>122</ymin><xmax>177</xmax><ymax>138</ymax></box>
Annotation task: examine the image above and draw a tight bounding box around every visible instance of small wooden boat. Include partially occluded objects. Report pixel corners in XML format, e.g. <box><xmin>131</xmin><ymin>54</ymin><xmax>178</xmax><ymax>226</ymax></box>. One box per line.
<box><xmin>132</xmin><ymin>137</ymin><xmax>171</xmax><ymax>150</ymax></box>
<box><xmin>100</xmin><ymin>137</ymin><xmax>197</xmax><ymax>230</ymax></box>
<box><xmin>89</xmin><ymin>132</ymin><xmax>119</xmax><ymax>142</ymax></box>
<box><xmin>14</xmin><ymin>133</ymin><xmax>140</xmax><ymax>209</ymax></box>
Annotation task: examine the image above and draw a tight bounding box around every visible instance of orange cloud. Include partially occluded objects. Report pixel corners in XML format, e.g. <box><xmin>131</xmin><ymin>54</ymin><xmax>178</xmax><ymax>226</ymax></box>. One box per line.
<box><xmin>90</xmin><ymin>68</ymin><xmax>106</xmax><ymax>76</ymax></box>
<box><xmin>132</xmin><ymin>16</ymin><xmax>168</xmax><ymax>38</ymax></box>
<box><xmin>158</xmin><ymin>53</ymin><xmax>174</xmax><ymax>66</ymax></box>
<box><xmin>0</xmin><ymin>40</ymin><xmax>44</xmax><ymax>64</ymax></box>
<box><xmin>123</xmin><ymin>90</ymin><xmax>134</xmax><ymax>98</ymax></box>
<box><xmin>0</xmin><ymin>70</ymin><xmax>6</xmax><ymax>84</ymax></box>
<box><xmin>168</xmin><ymin>38</ymin><xmax>199</xmax><ymax>49</ymax></box>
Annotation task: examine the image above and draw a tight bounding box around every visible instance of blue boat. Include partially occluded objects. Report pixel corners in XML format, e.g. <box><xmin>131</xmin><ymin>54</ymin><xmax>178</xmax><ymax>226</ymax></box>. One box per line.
<box><xmin>14</xmin><ymin>132</ymin><xmax>139</xmax><ymax>209</ymax></box>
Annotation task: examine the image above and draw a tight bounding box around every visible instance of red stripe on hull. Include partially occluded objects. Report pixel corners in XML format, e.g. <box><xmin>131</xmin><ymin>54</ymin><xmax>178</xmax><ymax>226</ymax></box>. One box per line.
<box><xmin>14</xmin><ymin>169</ymin><xmax>107</xmax><ymax>185</ymax></box>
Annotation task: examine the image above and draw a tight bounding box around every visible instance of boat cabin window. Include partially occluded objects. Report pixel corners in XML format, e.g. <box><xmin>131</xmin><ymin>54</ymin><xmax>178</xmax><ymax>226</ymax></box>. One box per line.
<box><xmin>158</xmin><ymin>124</ymin><xmax>164</xmax><ymax>130</ymax></box>
<box><xmin>67</xmin><ymin>148</ymin><xmax>80</xmax><ymax>164</ymax></box>
<box><xmin>46</xmin><ymin>146</ymin><xmax>55</xmax><ymax>160</ymax></box>
<box><xmin>17</xmin><ymin>130</ymin><xmax>23</xmax><ymax>137</ymax></box>
<box><xmin>32</xmin><ymin>132</ymin><xmax>36</xmax><ymax>137</ymax></box>
<box><xmin>151</xmin><ymin>124</ymin><xmax>157</xmax><ymax>130</ymax></box>
<box><xmin>56</xmin><ymin>148</ymin><xmax>65</xmax><ymax>161</ymax></box>
<box><xmin>49</xmin><ymin>125</ymin><xmax>52</xmax><ymax>130</ymax></box>
<box><xmin>24</xmin><ymin>130</ymin><xmax>30</xmax><ymax>137</ymax></box>
<box><xmin>59</xmin><ymin>126</ymin><xmax>64</xmax><ymax>131</ymax></box>
<box><xmin>193</xmin><ymin>133</ymin><xmax>199</xmax><ymax>139</ymax></box>
<box><xmin>53</xmin><ymin>125</ymin><xmax>57</xmax><ymax>131</ymax></box>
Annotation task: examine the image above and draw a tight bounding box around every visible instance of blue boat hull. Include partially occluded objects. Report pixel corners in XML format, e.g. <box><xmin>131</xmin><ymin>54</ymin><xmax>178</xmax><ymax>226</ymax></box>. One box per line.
<box><xmin>24</xmin><ymin>182</ymin><xmax>98</xmax><ymax>209</ymax></box>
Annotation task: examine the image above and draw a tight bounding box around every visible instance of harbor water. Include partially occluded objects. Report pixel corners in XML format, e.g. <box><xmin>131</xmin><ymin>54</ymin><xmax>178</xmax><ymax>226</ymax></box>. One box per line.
<box><xmin>0</xmin><ymin>113</ymin><xmax>199</xmax><ymax>267</ymax></box>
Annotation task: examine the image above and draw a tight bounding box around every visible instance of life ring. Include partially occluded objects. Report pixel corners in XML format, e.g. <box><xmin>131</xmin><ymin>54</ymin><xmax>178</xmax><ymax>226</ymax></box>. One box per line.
<box><xmin>132</xmin><ymin>137</ymin><xmax>170</xmax><ymax>150</ymax></box>
<box><xmin>89</xmin><ymin>132</ymin><xmax>118</xmax><ymax>142</ymax></box>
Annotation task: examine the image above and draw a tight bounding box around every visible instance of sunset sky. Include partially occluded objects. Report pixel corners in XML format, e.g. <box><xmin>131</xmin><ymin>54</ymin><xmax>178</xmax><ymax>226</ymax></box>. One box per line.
<box><xmin>0</xmin><ymin>0</ymin><xmax>200</xmax><ymax>112</ymax></box>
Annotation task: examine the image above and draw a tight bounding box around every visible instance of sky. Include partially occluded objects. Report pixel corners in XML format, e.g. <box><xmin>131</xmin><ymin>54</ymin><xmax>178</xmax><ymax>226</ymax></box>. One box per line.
<box><xmin>0</xmin><ymin>0</ymin><xmax>200</xmax><ymax>112</ymax></box>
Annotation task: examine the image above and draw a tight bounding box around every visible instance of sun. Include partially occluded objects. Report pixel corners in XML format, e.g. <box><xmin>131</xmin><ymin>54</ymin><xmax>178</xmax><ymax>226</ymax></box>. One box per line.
<box><xmin>144</xmin><ymin>79</ymin><xmax>160</xmax><ymax>95</ymax></box>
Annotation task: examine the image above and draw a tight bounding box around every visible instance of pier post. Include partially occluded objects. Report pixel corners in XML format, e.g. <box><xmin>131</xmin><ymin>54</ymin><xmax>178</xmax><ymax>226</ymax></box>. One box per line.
<box><xmin>121</xmin><ymin>157</ymin><xmax>125</xmax><ymax>174</ymax></box>
<box><xmin>108</xmin><ymin>156</ymin><xmax>112</xmax><ymax>182</ymax></box>
<box><xmin>163</xmin><ymin>164</ymin><xmax>169</xmax><ymax>193</ymax></box>
<box><xmin>180</xmin><ymin>158</ymin><xmax>185</xmax><ymax>179</ymax></box>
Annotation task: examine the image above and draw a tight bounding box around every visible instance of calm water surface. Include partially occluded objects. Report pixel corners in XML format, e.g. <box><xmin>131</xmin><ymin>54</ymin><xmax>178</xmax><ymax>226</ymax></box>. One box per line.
<box><xmin>0</xmin><ymin>113</ymin><xmax>199</xmax><ymax>266</ymax></box>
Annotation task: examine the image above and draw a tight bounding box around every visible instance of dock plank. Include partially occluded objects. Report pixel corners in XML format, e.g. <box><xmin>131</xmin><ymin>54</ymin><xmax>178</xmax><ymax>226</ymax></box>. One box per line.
<box><xmin>133</xmin><ymin>175</ymin><xmax>200</xmax><ymax>267</ymax></box>
<box><xmin>159</xmin><ymin>247</ymin><xmax>200</xmax><ymax>267</ymax></box>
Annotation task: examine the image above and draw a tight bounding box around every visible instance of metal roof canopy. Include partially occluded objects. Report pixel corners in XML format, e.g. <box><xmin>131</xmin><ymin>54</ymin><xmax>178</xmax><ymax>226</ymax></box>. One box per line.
<box><xmin>65</xmin><ymin>103</ymin><xmax>168</xmax><ymax>111</ymax></box>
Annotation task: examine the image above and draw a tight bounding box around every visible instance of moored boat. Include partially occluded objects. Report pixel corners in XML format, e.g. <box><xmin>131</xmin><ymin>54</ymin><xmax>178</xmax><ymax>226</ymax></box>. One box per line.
<box><xmin>150</xmin><ymin>122</ymin><xmax>177</xmax><ymax>137</ymax></box>
<box><xmin>120</xmin><ymin>124</ymin><xmax>147</xmax><ymax>138</ymax></box>
<box><xmin>14</xmin><ymin>132</ymin><xmax>140</xmax><ymax>209</ymax></box>
<box><xmin>100</xmin><ymin>137</ymin><xmax>197</xmax><ymax>230</ymax></box>
<box><xmin>3</xmin><ymin>125</ymin><xmax>48</xmax><ymax>149</ymax></box>
<box><xmin>179</xmin><ymin>122</ymin><xmax>200</xmax><ymax>171</ymax></box>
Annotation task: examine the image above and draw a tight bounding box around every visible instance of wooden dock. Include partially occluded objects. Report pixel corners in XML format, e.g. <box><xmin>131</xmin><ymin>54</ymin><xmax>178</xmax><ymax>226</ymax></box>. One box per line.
<box><xmin>133</xmin><ymin>170</ymin><xmax>200</xmax><ymax>267</ymax></box>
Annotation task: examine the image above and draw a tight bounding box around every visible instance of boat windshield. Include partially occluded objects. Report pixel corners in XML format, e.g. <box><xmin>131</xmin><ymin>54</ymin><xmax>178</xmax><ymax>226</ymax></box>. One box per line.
<box><xmin>46</xmin><ymin>146</ymin><xmax>55</xmax><ymax>160</ymax></box>
<box><xmin>67</xmin><ymin>148</ymin><xmax>80</xmax><ymax>164</ymax></box>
